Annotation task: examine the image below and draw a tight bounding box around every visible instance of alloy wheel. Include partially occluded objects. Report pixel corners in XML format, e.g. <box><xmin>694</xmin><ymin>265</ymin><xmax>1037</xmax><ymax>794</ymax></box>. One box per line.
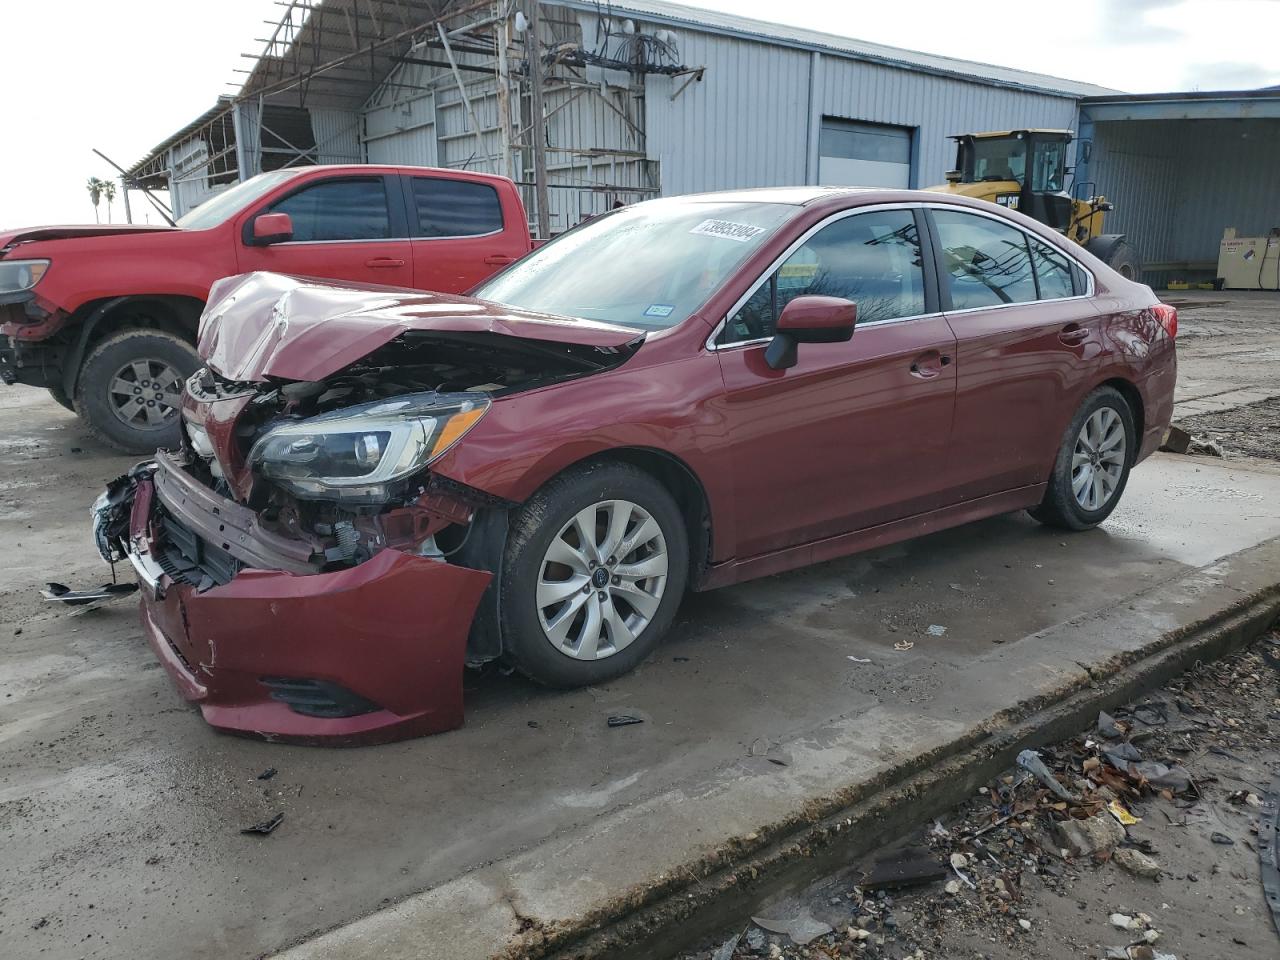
<box><xmin>108</xmin><ymin>358</ymin><xmax>184</xmax><ymax>429</ymax></box>
<box><xmin>1071</xmin><ymin>406</ymin><xmax>1127</xmax><ymax>511</ymax></box>
<box><xmin>536</xmin><ymin>499</ymin><xmax>669</xmax><ymax>661</ymax></box>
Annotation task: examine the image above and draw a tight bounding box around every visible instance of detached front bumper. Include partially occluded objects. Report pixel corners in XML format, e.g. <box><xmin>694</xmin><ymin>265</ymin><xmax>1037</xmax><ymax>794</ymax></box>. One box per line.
<box><xmin>103</xmin><ymin>456</ymin><xmax>491</xmax><ymax>745</ymax></box>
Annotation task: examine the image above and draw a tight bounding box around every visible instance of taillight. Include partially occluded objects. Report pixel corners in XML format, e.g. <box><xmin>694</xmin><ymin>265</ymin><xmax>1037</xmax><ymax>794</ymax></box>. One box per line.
<box><xmin>1152</xmin><ymin>303</ymin><xmax>1177</xmax><ymax>339</ymax></box>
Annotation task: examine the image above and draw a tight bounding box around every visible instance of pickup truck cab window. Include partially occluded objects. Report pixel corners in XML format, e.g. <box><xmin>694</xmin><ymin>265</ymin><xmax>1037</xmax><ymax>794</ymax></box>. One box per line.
<box><xmin>268</xmin><ymin>177</ymin><xmax>393</xmax><ymax>242</ymax></box>
<box><xmin>409</xmin><ymin>177</ymin><xmax>503</xmax><ymax>238</ymax></box>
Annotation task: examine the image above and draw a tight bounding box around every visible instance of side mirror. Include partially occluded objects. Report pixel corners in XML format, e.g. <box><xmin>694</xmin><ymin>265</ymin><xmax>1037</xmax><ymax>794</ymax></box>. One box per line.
<box><xmin>252</xmin><ymin>212</ymin><xmax>294</xmax><ymax>245</ymax></box>
<box><xmin>764</xmin><ymin>296</ymin><xmax>857</xmax><ymax>370</ymax></box>
<box><xmin>944</xmin><ymin>169</ymin><xmax>962</xmax><ymax>183</ymax></box>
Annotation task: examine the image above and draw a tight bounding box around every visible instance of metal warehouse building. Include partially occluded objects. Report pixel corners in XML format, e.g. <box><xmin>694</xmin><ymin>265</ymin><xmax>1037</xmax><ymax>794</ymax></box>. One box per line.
<box><xmin>126</xmin><ymin>0</ymin><xmax>1278</xmax><ymax>286</ymax></box>
<box><xmin>127</xmin><ymin>0</ymin><xmax>1107</xmax><ymax>233</ymax></box>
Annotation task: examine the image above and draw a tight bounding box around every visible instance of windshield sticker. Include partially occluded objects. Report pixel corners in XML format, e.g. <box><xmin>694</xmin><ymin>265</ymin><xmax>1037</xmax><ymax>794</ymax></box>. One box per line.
<box><xmin>689</xmin><ymin>219</ymin><xmax>767</xmax><ymax>243</ymax></box>
<box><xmin>643</xmin><ymin>303</ymin><xmax>675</xmax><ymax>318</ymax></box>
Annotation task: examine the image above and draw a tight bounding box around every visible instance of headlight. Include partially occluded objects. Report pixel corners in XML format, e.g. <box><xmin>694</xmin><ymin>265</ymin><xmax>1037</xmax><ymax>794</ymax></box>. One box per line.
<box><xmin>247</xmin><ymin>392</ymin><xmax>489</xmax><ymax>503</ymax></box>
<box><xmin>0</xmin><ymin>259</ymin><xmax>50</xmax><ymax>294</ymax></box>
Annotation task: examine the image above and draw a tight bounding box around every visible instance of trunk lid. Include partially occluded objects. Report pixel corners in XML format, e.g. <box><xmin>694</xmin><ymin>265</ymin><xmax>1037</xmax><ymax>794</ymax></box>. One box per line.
<box><xmin>199</xmin><ymin>271</ymin><xmax>645</xmax><ymax>383</ymax></box>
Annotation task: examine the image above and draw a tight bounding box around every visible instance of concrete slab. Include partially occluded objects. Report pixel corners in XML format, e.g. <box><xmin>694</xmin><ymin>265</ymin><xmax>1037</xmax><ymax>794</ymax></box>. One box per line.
<box><xmin>2</xmin><ymin>380</ymin><xmax>1280</xmax><ymax>960</ymax></box>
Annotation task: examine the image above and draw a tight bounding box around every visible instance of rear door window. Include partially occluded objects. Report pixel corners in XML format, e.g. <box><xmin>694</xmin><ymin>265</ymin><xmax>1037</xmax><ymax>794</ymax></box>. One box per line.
<box><xmin>723</xmin><ymin>209</ymin><xmax>926</xmax><ymax>343</ymax></box>
<box><xmin>409</xmin><ymin>177</ymin><xmax>504</xmax><ymax>237</ymax></box>
<box><xmin>269</xmin><ymin>177</ymin><xmax>392</xmax><ymax>241</ymax></box>
<box><xmin>1029</xmin><ymin>237</ymin><xmax>1077</xmax><ymax>300</ymax></box>
<box><xmin>932</xmin><ymin>209</ymin><xmax>1037</xmax><ymax>309</ymax></box>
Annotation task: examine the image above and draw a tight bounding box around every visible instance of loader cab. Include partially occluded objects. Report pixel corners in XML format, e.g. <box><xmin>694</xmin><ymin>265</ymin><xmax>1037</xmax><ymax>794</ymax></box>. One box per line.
<box><xmin>950</xmin><ymin>130</ymin><xmax>1075</xmax><ymax>231</ymax></box>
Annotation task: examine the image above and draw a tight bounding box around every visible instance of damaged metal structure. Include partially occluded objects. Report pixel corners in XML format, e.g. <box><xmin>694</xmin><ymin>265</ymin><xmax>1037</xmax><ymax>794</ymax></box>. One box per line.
<box><xmin>126</xmin><ymin>0</ymin><xmax>692</xmax><ymax>227</ymax></box>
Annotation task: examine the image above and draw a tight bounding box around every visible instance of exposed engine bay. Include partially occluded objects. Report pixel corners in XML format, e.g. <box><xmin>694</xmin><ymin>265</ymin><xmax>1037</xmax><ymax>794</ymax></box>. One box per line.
<box><xmin>162</xmin><ymin>329</ymin><xmax>637</xmax><ymax>594</ymax></box>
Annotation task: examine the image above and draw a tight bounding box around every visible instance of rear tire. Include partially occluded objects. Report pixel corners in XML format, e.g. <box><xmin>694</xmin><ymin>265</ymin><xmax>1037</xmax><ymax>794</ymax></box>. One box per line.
<box><xmin>1030</xmin><ymin>386</ymin><xmax>1135</xmax><ymax>530</ymax></box>
<box><xmin>500</xmin><ymin>461</ymin><xmax>689</xmax><ymax>688</ymax></box>
<box><xmin>74</xmin><ymin>329</ymin><xmax>199</xmax><ymax>454</ymax></box>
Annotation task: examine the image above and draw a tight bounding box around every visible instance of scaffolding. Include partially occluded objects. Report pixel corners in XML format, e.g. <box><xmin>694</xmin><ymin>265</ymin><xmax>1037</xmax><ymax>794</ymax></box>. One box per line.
<box><xmin>125</xmin><ymin>0</ymin><xmax>703</xmax><ymax>231</ymax></box>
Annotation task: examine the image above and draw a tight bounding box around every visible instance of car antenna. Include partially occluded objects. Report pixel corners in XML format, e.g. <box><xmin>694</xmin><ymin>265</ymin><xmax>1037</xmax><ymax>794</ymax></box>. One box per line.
<box><xmin>91</xmin><ymin>148</ymin><xmax>178</xmax><ymax>227</ymax></box>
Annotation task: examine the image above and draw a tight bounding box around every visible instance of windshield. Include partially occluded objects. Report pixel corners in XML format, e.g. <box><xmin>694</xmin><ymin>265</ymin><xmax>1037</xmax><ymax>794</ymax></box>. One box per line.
<box><xmin>970</xmin><ymin>137</ymin><xmax>1026</xmax><ymax>184</ymax></box>
<box><xmin>473</xmin><ymin>199</ymin><xmax>795</xmax><ymax>330</ymax></box>
<box><xmin>176</xmin><ymin>170</ymin><xmax>301</xmax><ymax>229</ymax></box>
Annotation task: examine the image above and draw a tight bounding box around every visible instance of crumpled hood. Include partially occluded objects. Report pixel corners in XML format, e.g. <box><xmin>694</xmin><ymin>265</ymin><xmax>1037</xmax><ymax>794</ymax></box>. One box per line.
<box><xmin>199</xmin><ymin>272</ymin><xmax>646</xmax><ymax>383</ymax></box>
<box><xmin>0</xmin><ymin>223</ymin><xmax>177</xmax><ymax>254</ymax></box>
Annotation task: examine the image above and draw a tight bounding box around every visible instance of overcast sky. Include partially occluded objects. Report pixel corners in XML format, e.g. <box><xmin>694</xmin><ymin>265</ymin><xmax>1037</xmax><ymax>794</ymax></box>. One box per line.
<box><xmin>3</xmin><ymin>0</ymin><xmax>1273</xmax><ymax>228</ymax></box>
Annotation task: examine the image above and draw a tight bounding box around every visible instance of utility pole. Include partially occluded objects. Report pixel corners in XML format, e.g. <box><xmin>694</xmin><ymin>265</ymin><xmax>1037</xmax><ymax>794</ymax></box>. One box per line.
<box><xmin>495</xmin><ymin>8</ymin><xmax>515</xmax><ymax>181</ymax></box>
<box><xmin>525</xmin><ymin>0</ymin><xmax>550</xmax><ymax>238</ymax></box>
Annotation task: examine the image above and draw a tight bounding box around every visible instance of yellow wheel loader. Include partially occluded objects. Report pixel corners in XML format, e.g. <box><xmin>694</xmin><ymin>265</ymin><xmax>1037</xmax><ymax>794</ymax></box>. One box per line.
<box><xmin>926</xmin><ymin>129</ymin><xmax>1141</xmax><ymax>279</ymax></box>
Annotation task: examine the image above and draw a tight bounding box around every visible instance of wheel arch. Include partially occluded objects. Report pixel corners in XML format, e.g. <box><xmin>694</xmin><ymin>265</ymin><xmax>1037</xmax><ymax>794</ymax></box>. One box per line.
<box><xmin>1096</xmin><ymin>376</ymin><xmax>1145</xmax><ymax>460</ymax></box>
<box><xmin>561</xmin><ymin>446</ymin><xmax>714</xmax><ymax>590</ymax></box>
<box><xmin>62</xmin><ymin>294</ymin><xmax>205</xmax><ymax>397</ymax></box>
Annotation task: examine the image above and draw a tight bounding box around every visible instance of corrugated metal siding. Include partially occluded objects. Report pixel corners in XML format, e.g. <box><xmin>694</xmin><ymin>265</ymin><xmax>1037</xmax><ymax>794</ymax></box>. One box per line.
<box><xmin>1092</xmin><ymin>118</ymin><xmax>1280</xmax><ymax>270</ymax></box>
<box><xmin>309</xmin><ymin>108</ymin><xmax>363</xmax><ymax>163</ymax></box>
<box><xmin>819</xmin><ymin>59</ymin><xmax>1079</xmax><ymax>188</ymax></box>
<box><xmin>644</xmin><ymin>31</ymin><xmax>811</xmax><ymax>195</ymax></box>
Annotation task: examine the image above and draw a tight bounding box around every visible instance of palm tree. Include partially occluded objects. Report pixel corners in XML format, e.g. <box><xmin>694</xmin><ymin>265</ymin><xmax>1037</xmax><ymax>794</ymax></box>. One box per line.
<box><xmin>86</xmin><ymin>177</ymin><xmax>105</xmax><ymax>223</ymax></box>
<box><xmin>101</xmin><ymin>180</ymin><xmax>117</xmax><ymax>224</ymax></box>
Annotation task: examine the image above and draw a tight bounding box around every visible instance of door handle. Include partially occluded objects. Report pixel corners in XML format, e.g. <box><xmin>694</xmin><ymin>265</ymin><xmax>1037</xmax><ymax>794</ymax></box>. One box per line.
<box><xmin>1058</xmin><ymin>323</ymin><xmax>1089</xmax><ymax>345</ymax></box>
<box><xmin>365</xmin><ymin>257</ymin><xmax>405</xmax><ymax>268</ymax></box>
<box><xmin>909</xmin><ymin>350</ymin><xmax>945</xmax><ymax>380</ymax></box>
<box><xmin>483</xmin><ymin>254</ymin><xmax>517</xmax><ymax>266</ymax></box>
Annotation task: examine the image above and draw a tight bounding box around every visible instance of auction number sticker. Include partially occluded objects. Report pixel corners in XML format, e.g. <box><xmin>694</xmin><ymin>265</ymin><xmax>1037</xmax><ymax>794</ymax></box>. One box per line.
<box><xmin>643</xmin><ymin>303</ymin><xmax>675</xmax><ymax>318</ymax></box>
<box><xmin>689</xmin><ymin>219</ymin><xmax>766</xmax><ymax>243</ymax></box>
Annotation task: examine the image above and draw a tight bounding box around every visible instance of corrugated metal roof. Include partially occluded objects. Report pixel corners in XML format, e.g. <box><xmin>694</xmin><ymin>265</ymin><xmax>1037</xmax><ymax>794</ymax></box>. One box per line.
<box><xmin>552</xmin><ymin>0</ymin><xmax>1118</xmax><ymax>98</ymax></box>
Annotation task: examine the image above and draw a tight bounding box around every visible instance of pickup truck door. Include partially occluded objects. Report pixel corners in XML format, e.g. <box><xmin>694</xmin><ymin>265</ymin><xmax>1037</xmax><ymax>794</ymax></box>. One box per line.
<box><xmin>237</xmin><ymin>174</ymin><xmax>414</xmax><ymax>287</ymax></box>
<box><xmin>400</xmin><ymin>173</ymin><xmax>529</xmax><ymax>293</ymax></box>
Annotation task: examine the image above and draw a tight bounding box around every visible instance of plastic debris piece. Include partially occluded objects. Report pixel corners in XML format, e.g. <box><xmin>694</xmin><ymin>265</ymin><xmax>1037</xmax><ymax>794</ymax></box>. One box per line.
<box><xmin>751</xmin><ymin>911</ymin><xmax>833</xmax><ymax>946</ymax></box>
<box><xmin>1210</xmin><ymin>831</ymin><xmax>1234</xmax><ymax>845</ymax></box>
<box><xmin>711</xmin><ymin>928</ymin><xmax>744</xmax><ymax>960</ymax></box>
<box><xmin>893</xmin><ymin>640</ymin><xmax>914</xmax><ymax>651</ymax></box>
<box><xmin>606</xmin><ymin>714</ymin><xmax>644</xmax><ymax>727</ymax></box>
<box><xmin>926</xmin><ymin>624</ymin><xmax>947</xmax><ymax>636</ymax></box>
<box><xmin>40</xmin><ymin>581</ymin><xmax>138</xmax><ymax>606</ymax></box>
<box><xmin>256</xmin><ymin>767</ymin><xmax>277</xmax><ymax>781</ymax></box>
<box><xmin>1016</xmin><ymin>749</ymin><xmax>1078</xmax><ymax>802</ymax></box>
<box><xmin>241</xmin><ymin>813</ymin><xmax>284</xmax><ymax>836</ymax></box>
<box><xmin>1108</xmin><ymin>799</ymin><xmax>1140</xmax><ymax>825</ymax></box>
<box><xmin>1097</xmin><ymin>710</ymin><xmax>1123</xmax><ymax>738</ymax></box>
<box><xmin>846</xmin><ymin>656</ymin><xmax>871</xmax><ymax>663</ymax></box>
<box><xmin>862</xmin><ymin>850</ymin><xmax>948</xmax><ymax>891</ymax></box>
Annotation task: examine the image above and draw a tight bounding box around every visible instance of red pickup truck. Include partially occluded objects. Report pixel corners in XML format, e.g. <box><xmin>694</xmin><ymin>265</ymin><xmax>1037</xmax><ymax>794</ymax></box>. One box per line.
<box><xmin>0</xmin><ymin>165</ymin><xmax>531</xmax><ymax>452</ymax></box>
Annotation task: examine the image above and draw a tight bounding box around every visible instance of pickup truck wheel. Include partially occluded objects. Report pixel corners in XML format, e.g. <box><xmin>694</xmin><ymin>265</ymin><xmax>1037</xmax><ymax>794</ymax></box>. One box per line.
<box><xmin>500</xmin><ymin>461</ymin><xmax>689</xmax><ymax>688</ymax></box>
<box><xmin>75</xmin><ymin>330</ymin><xmax>199</xmax><ymax>453</ymax></box>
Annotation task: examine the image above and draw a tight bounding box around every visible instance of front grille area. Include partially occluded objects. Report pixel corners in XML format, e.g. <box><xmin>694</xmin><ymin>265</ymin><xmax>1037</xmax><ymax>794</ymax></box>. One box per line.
<box><xmin>155</xmin><ymin>505</ymin><xmax>242</xmax><ymax>590</ymax></box>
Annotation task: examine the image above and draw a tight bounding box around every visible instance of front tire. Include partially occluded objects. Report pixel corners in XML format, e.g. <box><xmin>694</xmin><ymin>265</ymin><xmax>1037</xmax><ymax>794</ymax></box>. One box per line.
<box><xmin>74</xmin><ymin>329</ymin><xmax>200</xmax><ymax>454</ymax></box>
<box><xmin>500</xmin><ymin>461</ymin><xmax>689</xmax><ymax>688</ymax></box>
<box><xmin>1030</xmin><ymin>386</ymin><xmax>1135</xmax><ymax>530</ymax></box>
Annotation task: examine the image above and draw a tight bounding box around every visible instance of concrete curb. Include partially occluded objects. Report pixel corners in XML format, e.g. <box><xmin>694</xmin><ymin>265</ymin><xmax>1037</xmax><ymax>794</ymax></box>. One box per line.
<box><xmin>276</xmin><ymin>538</ymin><xmax>1280</xmax><ymax>960</ymax></box>
<box><xmin>556</xmin><ymin>579</ymin><xmax>1280</xmax><ymax>960</ymax></box>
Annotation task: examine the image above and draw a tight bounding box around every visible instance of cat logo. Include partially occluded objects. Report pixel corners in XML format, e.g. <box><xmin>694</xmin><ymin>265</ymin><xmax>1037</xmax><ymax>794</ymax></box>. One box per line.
<box><xmin>995</xmin><ymin>194</ymin><xmax>1020</xmax><ymax>209</ymax></box>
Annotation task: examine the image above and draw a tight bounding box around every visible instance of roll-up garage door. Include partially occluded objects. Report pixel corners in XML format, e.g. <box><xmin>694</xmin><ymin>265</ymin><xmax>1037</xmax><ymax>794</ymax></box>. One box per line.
<box><xmin>818</xmin><ymin>118</ymin><xmax>913</xmax><ymax>188</ymax></box>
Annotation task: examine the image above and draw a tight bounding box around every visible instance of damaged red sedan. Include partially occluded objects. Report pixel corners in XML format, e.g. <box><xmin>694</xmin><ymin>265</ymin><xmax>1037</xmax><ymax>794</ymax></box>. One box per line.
<box><xmin>93</xmin><ymin>188</ymin><xmax>1176</xmax><ymax>744</ymax></box>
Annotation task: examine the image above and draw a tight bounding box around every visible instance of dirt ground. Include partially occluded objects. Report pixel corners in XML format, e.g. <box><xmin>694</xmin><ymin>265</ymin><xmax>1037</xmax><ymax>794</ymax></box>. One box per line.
<box><xmin>1179</xmin><ymin>397</ymin><xmax>1280</xmax><ymax>463</ymax></box>
<box><xmin>679</xmin><ymin>629</ymin><xmax>1280</xmax><ymax>960</ymax></box>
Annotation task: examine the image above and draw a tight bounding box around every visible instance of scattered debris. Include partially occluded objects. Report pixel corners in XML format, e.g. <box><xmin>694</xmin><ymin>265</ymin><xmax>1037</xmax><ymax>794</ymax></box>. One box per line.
<box><xmin>893</xmin><ymin>640</ymin><xmax>914</xmax><ymax>651</ymax></box>
<box><xmin>40</xmin><ymin>581</ymin><xmax>137</xmax><ymax>606</ymax></box>
<box><xmin>846</xmin><ymin>656</ymin><xmax>871</xmax><ymax>663</ymax></box>
<box><xmin>256</xmin><ymin>767</ymin><xmax>277</xmax><ymax>781</ymax></box>
<box><xmin>750</xmin><ymin>911</ymin><xmax>833</xmax><ymax>946</ymax></box>
<box><xmin>1210</xmin><ymin>831</ymin><xmax>1235</xmax><ymax>846</ymax></box>
<box><xmin>606</xmin><ymin>714</ymin><xmax>644</xmax><ymax>728</ymax></box>
<box><xmin>1054</xmin><ymin>813</ymin><xmax>1125</xmax><ymax>857</ymax></box>
<box><xmin>1108</xmin><ymin>798</ymin><xmax>1141</xmax><ymax>825</ymax></box>
<box><xmin>1017</xmin><ymin>748</ymin><xmax>1078</xmax><ymax>802</ymax></box>
<box><xmin>926</xmin><ymin>624</ymin><xmax>947</xmax><ymax>637</ymax></box>
<box><xmin>1159</xmin><ymin>424</ymin><xmax>1192</xmax><ymax>454</ymax></box>
<box><xmin>860</xmin><ymin>849</ymin><xmax>948</xmax><ymax>891</ymax></box>
<box><xmin>1187</xmin><ymin>438</ymin><xmax>1224</xmax><ymax>457</ymax></box>
<box><xmin>241</xmin><ymin>813</ymin><xmax>284</xmax><ymax>836</ymax></box>
<box><xmin>1113</xmin><ymin>847</ymin><xmax>1163</xmax><ymax>879</ymax></box>
<box><xmin>711</xmin><ymin>929</ymin><xmax>743</xmax><ymax>960</ymax></box>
